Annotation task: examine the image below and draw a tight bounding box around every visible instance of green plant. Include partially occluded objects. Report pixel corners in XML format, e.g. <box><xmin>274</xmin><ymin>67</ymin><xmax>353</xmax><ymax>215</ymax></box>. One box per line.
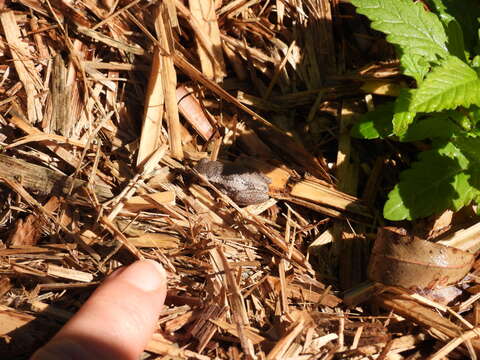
<box><xmin>350</xmin><ymin>0</ymin><xmax>480</xmax><ymax>220</ymax></box>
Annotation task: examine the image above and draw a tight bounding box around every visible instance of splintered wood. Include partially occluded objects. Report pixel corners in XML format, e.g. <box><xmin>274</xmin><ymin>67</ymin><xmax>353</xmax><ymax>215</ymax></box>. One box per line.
<box><xmin>137</xmin><ymin>47</ymin><xmax>165</xmax><ymax>167</ymax></box>
<box><xmin>189</xmin><ymin>0</ymin><xmax>226</xmax><ymax>82</ymax></box>
<box><xmin>0</xmin><ymin>1</ymin><xmax>479</xmax><ymax>359</ymax></box>
<box><xmin>0</xmin><ymin>11</ymin><xmax>42</xmax><ymax>124</ymax></box>
<box><xmin>46</xmin><ymin>264</ymin><xmax>94</xmax><ymax>283</ymax></box>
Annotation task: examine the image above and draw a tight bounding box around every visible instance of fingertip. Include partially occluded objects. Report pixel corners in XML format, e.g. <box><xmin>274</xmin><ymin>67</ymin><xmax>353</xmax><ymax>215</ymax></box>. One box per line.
<box><xmin>115</xmin><ymin>259</ymin><xmax>167</xmax><ymax>293</ymax></box>
<box><xmin>32</xmin><ymin>259</ymin><xmax>168</xmax><ymax>360</ymax></box>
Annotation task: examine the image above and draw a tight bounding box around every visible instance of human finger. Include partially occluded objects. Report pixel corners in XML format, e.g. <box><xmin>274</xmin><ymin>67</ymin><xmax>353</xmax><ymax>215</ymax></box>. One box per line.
<box><xmin>32</xmin><ymin>259</ymin><xmax>167</xmax><ymax>360</ymax></box>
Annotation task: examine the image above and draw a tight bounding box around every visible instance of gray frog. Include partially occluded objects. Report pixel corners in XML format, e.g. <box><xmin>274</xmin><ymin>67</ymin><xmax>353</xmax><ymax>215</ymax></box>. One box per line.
<box><xmin>194</xmin><ymin>158</ymin><xmax>271</xmax><ymax>205</ymax></box>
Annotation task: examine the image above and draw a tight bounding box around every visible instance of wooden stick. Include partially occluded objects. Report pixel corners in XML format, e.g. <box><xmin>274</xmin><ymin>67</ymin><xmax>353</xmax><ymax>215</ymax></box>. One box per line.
<box><xmin>158</xmin><ymin>3</ymin><xmax>183</xmax><ymax>160</ymax></box>
<box><xmin>137</xmin><ymin>47</ymin><xmax>165</xmax><ymax>168</ymax></box>
<box><xmin>0</xmin><ymin>10</ymin><xmax>42</xmax><ymax>123</ymax></box>
<box><xmin>189</xmin><ymin>0</ymin><xmax>226</xmax><ymax>81</ymax></box>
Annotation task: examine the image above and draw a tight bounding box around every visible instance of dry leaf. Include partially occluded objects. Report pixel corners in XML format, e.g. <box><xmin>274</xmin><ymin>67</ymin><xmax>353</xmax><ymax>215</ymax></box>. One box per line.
<box><xmin>368</xmin><ymin>227</ymin><xmax>474</xmax><ymax>290</ymax></box>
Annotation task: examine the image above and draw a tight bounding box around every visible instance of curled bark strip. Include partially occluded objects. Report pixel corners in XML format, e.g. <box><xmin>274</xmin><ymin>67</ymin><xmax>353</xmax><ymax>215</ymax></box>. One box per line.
<box><xmin>368</xmin><ymin>227</ymin><xmax>474</xmax><ymax>290</ymax></box>
<box><xmin>176</xmin><ymin>85</ymin><xmax>215</xmax><ymax>141</ymax></box>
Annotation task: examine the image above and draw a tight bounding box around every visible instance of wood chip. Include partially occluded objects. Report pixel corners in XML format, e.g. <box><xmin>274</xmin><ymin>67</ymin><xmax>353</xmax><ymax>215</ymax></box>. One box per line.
<box><xmin>46</xmin><ymin>264</ymin><xmax>94</xmax><ymax>283</ymax></box>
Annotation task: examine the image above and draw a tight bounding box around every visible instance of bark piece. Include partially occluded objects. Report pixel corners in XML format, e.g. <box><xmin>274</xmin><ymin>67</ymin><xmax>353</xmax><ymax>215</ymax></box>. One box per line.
<box><xmin>0</xmin><ymin>154</ymin><xmax>113</xmax><ymax>201</ymax></box>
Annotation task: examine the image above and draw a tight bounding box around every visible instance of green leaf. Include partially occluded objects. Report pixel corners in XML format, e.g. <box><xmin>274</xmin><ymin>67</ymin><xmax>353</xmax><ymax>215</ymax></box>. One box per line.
<box><xmin>427</xmin><ymin>0</ymin><xmax>454</xmax><ymax>23</ymax></box>
<box><xmin>399</xmin><ymin>52</ymin><xmax>430</xmax><ymax>84</ymax></box>
<box><xmin>428</xmin><ymin>0</ymin><xmax>480</xmax><ymax>54</ymax></box>
<box><xmin>468</xmin><ymin>106</ymin><xmax>480</xmax><ymax>128</ymax></box>
<box><xmin>427</xmin><ymin>0</ymin><xmax>466</xmax><ymax>60</ymax></box>
<box><xmin>449</xmin><ymin>171</ymin><xmax>479</xmax><ymax>210</ymax></box>
<box><xmin>449</xmin><ymin>110</ymin><xmax>473</xmax><ymax>131</ymax></box>
<box><xmin>400</xmin><ymin>112</ymin><xmax>460</xmax><ymax>141</ymax></box>
<box><xmin>475</xmin><ymin>196</ymin><xmax>480</xmax><ymax>216</ymax></box>
<box><xmin>473</xmin><ymin>56</ymin><xmax>480</xmax><ymax>68</ymax></box>
<box><xmin>409</xmin><ymin>56</ymin><xmax>480</xmax><ymax>113</ymax></box>
<box><xmin>392</xmin><ymin>89</ymin><xmax>415</xmax><ymax>136</ymax></box>
<box><xmin>392</xmin><ymin>112</ymin><xmax>416</xmax><ymax>137</ymax></box>
<box><xmin>452</xmin><ymin>136</ymin><xmax>480</xmax><ymax>164</ymax></box>
<box><xmin>351</xmin><ymin>0</ymin><xmax>448</xmax><ymax>61</ymax></box>
<box><xmin>351</xmin><ymin>102</ymin><xmax>394</xmax><ymax>139</ymax></box>
<box><xmin>445</xmin><ymin>20</ymin><xmax>466</xmax><ymax>60</ymax></box>
<box><xmin>383</xmin><ymin>142</ymin><xmax>478</xmax><ymax>220</ymax></box>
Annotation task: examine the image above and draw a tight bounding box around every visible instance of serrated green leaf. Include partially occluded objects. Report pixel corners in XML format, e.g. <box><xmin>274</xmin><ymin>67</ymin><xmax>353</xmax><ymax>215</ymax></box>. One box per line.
<box><xmin>445</xmin><ymin>20</ymin><xmax>466</xmax><ymax>61</ymax></box>
<box><xmin>392</xmin><ymin>89</ymin><xmax>415</xmax><ymax>136</ymax></box>
<box><xmin>427</xmin><ymin>0</ymin><xmax>466</xmax><ymax>60</ymax></box>
<box><xmin>452</xmin><ymin>136</ymin><xmax>480</xmax><ymax>165</ymax></box>
<box><xmin>383</xmin><ymin>142</ymin><xmax>477</xmax><ymax>220</ymax></box>
<box><xmin>449</xmin><ymin>110</ymin><xmax>474</xmax><ymax>131</ymax></box>
<box><xmin>399</xmin><ymin>52</ymin><xmax>430</xmax><ymax>84</ymax></box>
<box><xmin>409</xmin><ymin>56</ymin><xmax>480</xmax><ymax>112</ymax></box>
<box><xmin>428</xmin><ymin>0</ymin><xmax>480</xmax><ymax>54</ymax></box>
<box><xmin>392</xmin><ymin>112</ymin><xmax>416</xmax><ymax>137</ymax></box>
<box><xmin>400</xmin><ymin>112</ymin><xmax>460</xmax><ymax>141</ymax></box>
<box><xmin>468</xmin><ymin>106</ymin><xmax>480</xmax><ymax>128</ymax></box>
<box><xmin>351</xmin><ymin>0</ymin><xmax>448</xmax><ymax>61</ymax></box>
<box><xmin>427</xmin><ymin>0</ymin><xmax>453</xmax><ymax>23</ymax></box>
<box><xmin>451</xmin><ymin>171</ymin><xmax>479</xmax><ymax>209</ymax></box>
<box><xmin>473</xmin><ymin>56</ymin><xmax>480</xmax><ymax>68</ymax></box>
<box><xmin>351</xmin><ymin>102</ymin><xmax>394</xmax><ymax>139</ymax></box>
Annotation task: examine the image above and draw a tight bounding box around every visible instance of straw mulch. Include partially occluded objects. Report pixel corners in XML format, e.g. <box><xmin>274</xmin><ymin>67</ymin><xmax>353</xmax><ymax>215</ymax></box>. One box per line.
<box><xmin>0</xmin><ymin>0</ymin><xmax>479</xmax><ymax>359</ymax></box>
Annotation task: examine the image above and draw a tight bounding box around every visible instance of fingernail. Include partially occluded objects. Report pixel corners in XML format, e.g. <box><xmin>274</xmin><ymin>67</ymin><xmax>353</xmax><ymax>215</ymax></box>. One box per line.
<box><xmin>118</xmin><ymin>259</ymin><xmax>166</xmax><ymax>292</ymax></box>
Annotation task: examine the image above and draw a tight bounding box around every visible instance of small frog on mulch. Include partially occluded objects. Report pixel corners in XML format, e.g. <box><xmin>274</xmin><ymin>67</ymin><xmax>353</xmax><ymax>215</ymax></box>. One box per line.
<box><xmin>194</xmin><ymin>158</ymin><xmax>271</xmax><ymax>205</ymax></box>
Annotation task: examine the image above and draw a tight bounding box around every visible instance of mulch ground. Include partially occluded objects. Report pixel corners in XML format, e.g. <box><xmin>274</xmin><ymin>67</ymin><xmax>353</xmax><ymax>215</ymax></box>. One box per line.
<box><xmin>0</xmin><ymin>1</ymin><xmax>479</xmax><ymax>359</ymax></box>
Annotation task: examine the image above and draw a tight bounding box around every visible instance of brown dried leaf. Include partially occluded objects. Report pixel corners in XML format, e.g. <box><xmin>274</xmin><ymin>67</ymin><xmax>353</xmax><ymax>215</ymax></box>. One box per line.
<box><xmin>368</xmin><ymin>227</ymin><xmax>474</xmax><ymax>290</ymax></box>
